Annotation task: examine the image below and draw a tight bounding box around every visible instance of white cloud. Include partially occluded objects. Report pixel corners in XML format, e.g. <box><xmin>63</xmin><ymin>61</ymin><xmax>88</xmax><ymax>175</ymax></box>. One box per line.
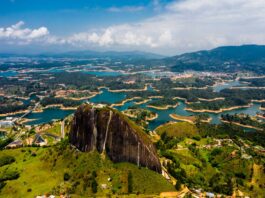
<box><xmin>0</xmin><ymin>21</ymin><xmax>49</xmax><ymax>44</ymax></box>
<box><xmin>63</xmin><ymin>0</ymin><xmax>265</xmax><ymax>54</ymax></box>
<box><xmin>1</xmin><ymin>0</ymin><xmax>265</xmax><ymax>54</ymax></box>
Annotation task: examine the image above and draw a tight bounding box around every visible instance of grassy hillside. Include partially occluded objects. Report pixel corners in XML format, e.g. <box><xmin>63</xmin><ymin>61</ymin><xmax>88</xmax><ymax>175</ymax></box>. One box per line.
<box><xmin>155</xmin><ymin>121</ymin><xmax>265</xmax><ymax>197</ymax></box>
<box><xmin>0</xmin><ymin>141</ymin><xmax>174</xmax><ymax>197</ymax></box>
<box><xmin>156</xmin><ymin>122</ymin><xmax>198</xmax><ymax>138</ymax></box>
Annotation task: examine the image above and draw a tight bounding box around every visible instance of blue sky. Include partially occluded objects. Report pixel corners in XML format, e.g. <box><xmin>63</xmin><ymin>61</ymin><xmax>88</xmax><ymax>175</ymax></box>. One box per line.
<box><xmin>0</xmin><ymin>0</ymin><xmax>265</xmax><ymax>55</ymax></box>
<box><xmin>1</xmin><ymin>0</ymin><xmax>168</xmax><ymax>34</ymax></box>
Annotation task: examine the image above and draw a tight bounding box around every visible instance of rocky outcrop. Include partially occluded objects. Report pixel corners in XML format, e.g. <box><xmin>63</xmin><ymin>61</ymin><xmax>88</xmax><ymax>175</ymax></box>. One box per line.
<box><xmin>69</xmin><ymin>104</ymin><xmax>162</xmax><ymax>173</ymax></box>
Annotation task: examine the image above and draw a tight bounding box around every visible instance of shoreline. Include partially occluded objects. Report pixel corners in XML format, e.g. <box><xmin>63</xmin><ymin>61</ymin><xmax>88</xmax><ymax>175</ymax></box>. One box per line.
<box><xmin>256</xmin><ymin>114</ymin><xmax>265</xmax><ymax>119</ymax></box>
<box><xmin>111</xmin><ymin>95</ymin><xmax>164</xmax><ymax>107</ymax></box>
<box><xmin>221</xmin><ymin>119</ymin><xmax>263</xmax><ymax>131</ymax></box>
<box><xmin>146</xmin><ymin>113</ymin><xmax>158</xmax><ymax>121</ymax></box>
<box><xmin>108</xmin><ymin>84</ymin><xmax>148</xmax><ymax>92</ymax></box>
<box><xmin>173</xmin><ymin>97</ymin><xmax>195</xmax><ymax>105</ymax></box>
<box><xmin>149</xmin><ymin>96</ymin><xmax>164</xmax><ymax>99</ymax></box>
<box><xmin>19</xmin><ymin>118</ymin><xmax>37</xmax><ymax>124</ymax></box>
<box><xmin>147</xmin><ymin>103</ymin><xmax>178</xmax><ymax>110</ymax></box>
<box><xmin>41</xmin><ymin>104</ymin><xmax>77</xmax><ymax>111</ymax></box>
<box><xmin>185</xmin><ymin>104</ymin><xmax>252</xmax><ymax>114</ymax></box>
<box><xmin>251</xmin><ymin>99</ymin><xmax>265</xmax><ymax>103</ymax></box>
<box><xmin>122</xmin><ymin>111</ymin><xmax>158</xmax><ymax>121</ymax></box>
<box><xmin>198</xmin><ymin>97</ymin><xmax>225</xmax><ymax>102</ymax></box>
<box><xmin>170</xmin><ymin>114</ymin><xmax>212</xmax><ymax>123</ymax></box>
<box><xmin>111</xmin><ymin>97</ymin><xmax>142</xmax><ymax>107</ymax></box>
<box><xmin>56</xmin><ymin>91</ymin><xmax>101</xmax><ymax>101</ymax></box>
<box><xmin>134</xmin><ymin>98</ymin><xmax>151</xmax><ymax>105</ymax></box>
<box><xmin>240</xmin><ymin>76</ymin><xmax>265</xmax><ymax>80</ymax></box>
<box><xmin>172</xmin><ymin>86</ymin><xmax>208</xmax><ymax>90</ymax></box>
<box><xmin>0</xmin><ymin>109</ymin><xmax>28</xmax><ymax>117</ymax></box>
<box><xmin>169</xmin><ymin>114</ymin><xmax>194</xmax><ymax>124</ymax></box>
<box><xmin>230</xmin><ymin>86</ymin><xmax>265</xmax><ymax>90</ymax></box>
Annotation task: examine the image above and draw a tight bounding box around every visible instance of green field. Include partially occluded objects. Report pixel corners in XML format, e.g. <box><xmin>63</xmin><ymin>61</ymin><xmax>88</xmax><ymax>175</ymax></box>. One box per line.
<box><xmin>0</xmin><ymin>142</ymin><xmax>174</xmax><ymax>197</ymax></box>
<box><xmin>156</xmin><ymin>122</ymin><xmax>198</xmax><ymax>138</ymax></box>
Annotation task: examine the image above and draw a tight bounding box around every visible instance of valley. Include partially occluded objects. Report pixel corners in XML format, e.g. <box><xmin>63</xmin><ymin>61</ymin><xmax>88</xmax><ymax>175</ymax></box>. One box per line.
<box><xmin>0</xmin><ymin>45</ymin><xmax>265</xmax><ymax>197</ymax></box>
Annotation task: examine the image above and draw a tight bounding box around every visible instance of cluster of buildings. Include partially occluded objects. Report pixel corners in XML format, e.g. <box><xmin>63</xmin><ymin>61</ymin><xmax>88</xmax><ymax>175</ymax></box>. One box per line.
<box><xmin>0</xmin><ymin>117</ymin><xmax>14</xmax><ymax>128</ymax></box>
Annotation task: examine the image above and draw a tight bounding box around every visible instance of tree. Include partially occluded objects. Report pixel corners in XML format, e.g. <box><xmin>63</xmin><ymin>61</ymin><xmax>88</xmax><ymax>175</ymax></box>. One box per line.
<box><xmin>91</xmin><ymin>171</ymin><xmax>98</xmax><ymax>193</ymax></box>
<box><xmin>63</xmin><ymin>172</ymin><xmax>70</xmax><ymax>181</ymax></box>
<box><xmin>175</xmin><ymin>180</ymin><xmax>182</xmax><ymax>191</ymax></box>
<box><xmin>128</xmin><ymin>171</ymin><xmax>133</xmax><ymax>194</ymax></box>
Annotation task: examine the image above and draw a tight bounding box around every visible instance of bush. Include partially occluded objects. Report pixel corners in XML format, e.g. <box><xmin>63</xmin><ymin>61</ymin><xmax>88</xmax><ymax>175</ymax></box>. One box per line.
<box><xmin>91</xmin><ymin>178</ymin><xmax>98</xmax><ymax>193</ymax></box>
<box><xmin>0</xmin><ymin>182</ymin><xmax>6</xmax><ymax>191</ymax></box>
<box><xmin>175</xmin><ymin>180</ymin><xmax>181</xmax><ymax>191</ymax></box>
<box><xmin>0</xmin><ymin>170</ymin><xmax>20</xmax><ymax>182</ymax></box>
<box><xmin>192</xmin><ymin>135</ymin><xmax>201</xmax><ymax>141</ymax></box>
<box><xmin>128</xmin><ymin>171</ymin><xmax>133</xmax><ymax>194</ymax></box>
<box><xmin>63</xmin><ymin>173</ymin><xmax>71</xmax><ymax>181</ymax></box>
<box><xmin>0</xmin><ymin>155</ymin><xmax>15</xmax><ymax>167</ymax></box>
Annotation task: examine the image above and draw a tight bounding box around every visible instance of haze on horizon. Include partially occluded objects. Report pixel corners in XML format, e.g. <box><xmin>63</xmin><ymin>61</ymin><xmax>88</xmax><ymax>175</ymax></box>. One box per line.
<box><xmin>1</xmin><ymin>0</ymin><xmax>265</xmax><ymax>55</ymax></box>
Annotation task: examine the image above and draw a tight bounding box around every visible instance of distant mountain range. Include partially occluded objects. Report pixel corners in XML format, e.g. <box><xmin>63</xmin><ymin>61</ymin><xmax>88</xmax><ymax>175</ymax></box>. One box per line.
<box><xmin>1</xmin><ymin>45</ymin><xmax>265</xmax><ymax>73</ymax></box>
<box><xmin>161</xmin><ymin>45</ymin><xmax>265</xmax><ymax>74</ymax></box>
<box><xmin>0</xmin><ymin>50</ymin><xmax>165</xmax><ymax>60</ymax></box>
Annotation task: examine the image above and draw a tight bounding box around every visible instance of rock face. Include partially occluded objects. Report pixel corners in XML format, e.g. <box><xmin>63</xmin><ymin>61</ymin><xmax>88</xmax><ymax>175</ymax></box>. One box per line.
<box><xmin>69</xmin><ymin>104</ymin><xmax>162</xmax><ymax>173</ymax></box>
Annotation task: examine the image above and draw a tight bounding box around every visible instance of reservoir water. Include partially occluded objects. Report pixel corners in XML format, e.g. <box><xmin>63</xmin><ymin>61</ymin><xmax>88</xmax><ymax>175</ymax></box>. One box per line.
<box><xmin>0</xmin><ymin>71</ymin><xmax>18</xmax><ymax>77</ymax></box>
<box><xmin>1</xmin><ymin>80</ymin><xmax>264</xmax><ymax>130</ymax></box>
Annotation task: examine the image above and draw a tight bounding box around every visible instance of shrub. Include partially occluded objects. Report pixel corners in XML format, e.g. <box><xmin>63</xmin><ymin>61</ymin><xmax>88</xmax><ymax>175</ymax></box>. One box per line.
<box><xmin>0</xmin><ymin>182</ymin><xmax>6</xmax><ymax>191</ymax></box>
<box><xmin>175</xmin><ymin>180</ymin><xmax>181</xmax><ymax>191</ymax></box>
<box><xmin>91</xmin><ymin>178</ymin><xmax>98</xmax><ymax>193</ymax></box>
<box><xmin>0</xmin><ymin>170</ymin><xmax>20</xmax><ymax>182</ymax></box>
<box><xmin>128</xmin><ymin>171</ymin><xmax>133</xmax><ymax>194</ymax></box>
<box><xmin>0</xmin><ymin>155</ymin><xmax>15</xmax><ymax>167</ymax></box>
<box><xmin>63</xmin><ymin>173</ymin><xmax>70</xmax><ymax>181</ymax></box>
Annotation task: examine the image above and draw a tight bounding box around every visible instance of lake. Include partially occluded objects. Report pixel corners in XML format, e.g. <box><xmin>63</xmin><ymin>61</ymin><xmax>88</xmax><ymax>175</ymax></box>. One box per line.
<box><xmin>0</xmin><ymin>71</ymin><xmax>18</xmax><ymax>77</ymax></box>
<box><xmin>213</xmin><ymin>80</ymin><xmax>243</xmax><ymax>92</ymax></box>
<box><xmin>1</xmin><ymin>81</ymin><xmax>264</xmax><ymax>131</ymax></box>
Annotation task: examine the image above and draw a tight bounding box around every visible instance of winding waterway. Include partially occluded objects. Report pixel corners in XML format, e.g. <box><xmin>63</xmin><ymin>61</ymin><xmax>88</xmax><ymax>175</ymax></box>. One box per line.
<box><xmin>1</xmin><ymin>80</ymin><xmax>264</xmax><ymax>131</ymax></box>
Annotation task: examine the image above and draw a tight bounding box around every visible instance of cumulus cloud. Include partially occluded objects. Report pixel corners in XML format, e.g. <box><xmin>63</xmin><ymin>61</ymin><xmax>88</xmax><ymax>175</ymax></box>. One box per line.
<box><xmin>66</xmin><ymin>25</ymin><xmax>160</xmax><ymax>48</ymax></box>
<box><xmin>64</xmin><ymin>0</ymin><xmax>265</xmax><ymax>53</ymax></box>
<box><xmin>1</xmin><ymin>0</ymin><xmax>265</xmax><ymax>54</ymax></box>
<box><xmin>0</xmin><ymin>21</ymin><xmax>49</xmax><ymax>44</ymax></box>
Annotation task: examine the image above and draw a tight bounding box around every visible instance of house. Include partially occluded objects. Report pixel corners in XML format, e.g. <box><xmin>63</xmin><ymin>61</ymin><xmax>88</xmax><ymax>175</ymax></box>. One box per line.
<box><xmin>206</xmin><ymin>192</ymin><xmax>215</xmax><ymax>198</ymax></box>
<box><xmin>0</xmin><ymin>118</ymin><xmax>14</xmax><ymax>128</ymax></box>
<box><xmin>5</xmin><ymin>140</ymin><xmax>23</xmax><ymax>149</ymax></box>
<box><xmin>33</xmin><ymin>134</ymin><xmax>47</xmax><ymax>146</ymax></box>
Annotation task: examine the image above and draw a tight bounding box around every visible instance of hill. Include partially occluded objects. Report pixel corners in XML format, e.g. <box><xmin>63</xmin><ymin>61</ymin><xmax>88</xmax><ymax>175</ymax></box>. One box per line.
<box><xmin>0</xmin><ymin>50</ymin><xmax>165</xmax><ymax>60</ymax></box>
<box><xmin>0</xmin><ymin>144</ymin><xmax>174</xmax><ymax>197</ymax></box>
<box><xmin>155</xmin><ymin>122</ymin><xmax>198</xmax><ymax>138</ymax></box>
<box><xmin>69</xmin><ymin>104</ymin><xmax>162</xmax><ymax>173</ymax></box>
<box><xmin>157</xmin><ymin>45</ymin><xmax>265</xmax><ymax>74</ymax></box>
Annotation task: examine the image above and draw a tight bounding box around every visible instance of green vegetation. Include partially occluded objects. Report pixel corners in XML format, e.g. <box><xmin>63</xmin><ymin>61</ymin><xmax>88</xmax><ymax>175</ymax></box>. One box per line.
<box><xmin>163</xmin><ymin>45</ymin><xmax>265</xmax><ymax>74</ymax></box>
<box><xmin>239</xmin><ymin>77</ymin><xmax>265</xmax><ymax>87</ymax></box>
<box><xmin>155</xmin><ymin>121</ymin><xmax>265</xmax><ymax>197</ymax></box>
<box><xmin>156</xmin><ymin>122</ymin><xmax>198</xmax><ymax>138</ymax></box>
<box><xmin>221</xmin><ymin>114</ymin><xmax>265</xmax><ymax>129</ymax></box>
<box><xmin>40</xmin><ymin>97</ymin><xmax>81</xmax><ymax>108</ymax></box>
<box><xmin>188</xmin><ymin>98</ymin><xmax>248</xmax><ymax>111</ymax></box>
<box><xmin>123</xmin><ymin>107</ymin><xmax>156</xmax><ymax>128</ymax></box>
<box><xmin>148</xmin><ymin>98</ymin><xmax>178</xmax><ymax>108</ymax></box>
<box><xmin>152</xmin><ymin>77</ymin><xmax>215</xmax><ymax>90</ymax></box>
<box><xmin>0</xmin><ymin>155</ymin><xmax>15</xmax><ymax>167</ymax></box>
<box><xmin>0</xmin><ymin>137</ymin><xmax>13</xmax><ymax>150</ymax></box>
<box><xmin>0</xmin><ymin>142</ymin><xmax>174</xmax><ymax>197</ymax></box>
<box><xmin>0</xmin><ymin>96</ymin><xmax>29</xmax><ymax>114</ymax></box>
